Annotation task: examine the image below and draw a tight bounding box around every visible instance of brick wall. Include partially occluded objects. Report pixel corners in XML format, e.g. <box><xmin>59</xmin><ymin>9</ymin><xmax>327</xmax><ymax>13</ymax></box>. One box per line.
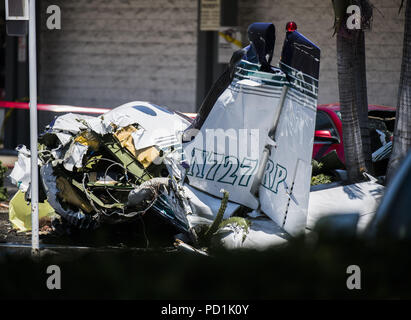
<box><xmin>39</xmin><ymin>0</ymin><xmax>198</xmax><ymax>112</ymax></box>
<box><xmin>238</xmin><ymin>0</ymin><xmax>405</xmax><ymax>107</ymax></box>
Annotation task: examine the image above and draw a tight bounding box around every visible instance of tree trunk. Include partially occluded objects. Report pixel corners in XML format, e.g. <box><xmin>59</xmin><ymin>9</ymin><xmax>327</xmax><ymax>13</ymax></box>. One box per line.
<box><xmin>387</xmin><ymin>0</ymin><xmax>411</xmax><ymax>182</ymax></box>
<box><xmin>337</xmin><ymin>32</ymin><xmax>367</xmax><ymax>182</ymax></box>
<box><xmin>354</xmin><ymin>31</ymin><xmax>374</xmax><ymax>174</ymax></box>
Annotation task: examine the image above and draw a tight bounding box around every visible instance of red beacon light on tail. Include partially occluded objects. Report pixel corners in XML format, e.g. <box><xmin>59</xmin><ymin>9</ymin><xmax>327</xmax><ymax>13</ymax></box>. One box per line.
<box><xmin>286</xmin><ymin>21</ymin><xmax>297</xmax><ymax>32</ymax></box>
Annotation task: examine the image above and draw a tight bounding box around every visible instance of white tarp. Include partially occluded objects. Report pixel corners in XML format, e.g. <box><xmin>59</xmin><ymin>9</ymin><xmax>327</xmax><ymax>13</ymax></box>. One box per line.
<box><xmin>9</xmin><ymin>145</ymin><xmax>33</xmax><ymax>192</ymax></box>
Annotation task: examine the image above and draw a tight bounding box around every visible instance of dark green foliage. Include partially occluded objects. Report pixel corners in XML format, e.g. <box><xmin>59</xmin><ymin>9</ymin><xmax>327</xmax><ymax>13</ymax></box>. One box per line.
<box><xmin>311</xmin><ymin>159</ymin><xmax>334</xmax><ymax>186</ymax></box>
<box><xmin>2</xmin><ymin>237</ymin><xmax>411</xmax><ymax>299</ymax></box>
<box><xmin>0</xmin><ymin>161</ymin><xmax>7</xmax><ymax>201</ymax></box>
<box><xmin>311</xmin><ymin>173</ymin><xmax>334</xmax><ymax>186</ymax></box>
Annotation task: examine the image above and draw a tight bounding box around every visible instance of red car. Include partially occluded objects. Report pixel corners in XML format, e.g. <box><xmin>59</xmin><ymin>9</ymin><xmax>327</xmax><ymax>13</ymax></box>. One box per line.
<box><xmin>313</xmin><ymin>103</ymin><xmax>396</xmax><ymax>164</ymax></box>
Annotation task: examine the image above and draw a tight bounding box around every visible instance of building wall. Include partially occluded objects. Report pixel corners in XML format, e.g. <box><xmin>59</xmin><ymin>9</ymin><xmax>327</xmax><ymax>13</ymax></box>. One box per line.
<box><xmin>238</xmin><ymin>0</ymin><xmax>405</xmax><ymax>107</ymax></box>
<box><xmin>37</xmin><ymin>0</ymin><xmax>405</xmax><ymax>113</ymax></box>
<box><xmin>39</xmin><ymin>0</ymin><xmax>198</xmax><ymax>112</ymax></box>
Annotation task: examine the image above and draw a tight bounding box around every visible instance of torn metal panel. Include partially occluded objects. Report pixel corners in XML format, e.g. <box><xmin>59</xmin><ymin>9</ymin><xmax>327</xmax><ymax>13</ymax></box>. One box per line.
<box><xmin>306</xmin><ymin>181</ymin><xmax>385</xmax><ymax>233</ymax></box>
<box><xmin>136</xmin><ymin>147</ymin><xmax>161</xmax><ymax>169</ymax></box>
<box><xmin>113</xmin><ymin>125</ymin><xmax>140</xmax><ymax>157</ymax></box>
<box><xmin>41</xmin><ymin>163</ymin><xmax>99</xmax><ymax>230</ymax></box>
<box><xmin>55</xmin><ymin>176</ymin><xmax>94</xmax><ymax>214</ymax></box>
<box><xmin>49</xmin><ymin>113</ymin><xmax>96</xmax><ymax>135</ymax></box>
<box><xmin>163</xmin><ymin>149</ymin><xmax>188</xmax><ymax>182</ymax></box>
<box><xmin>100</xmin><ymin>101</ymin><xmax>190</xmax><ymax>134</ymax></box>
<box><xmin>131</xmin><ymin>127</ymin><xmax>155</xmax><ymax>151</ymax></box>
<box><xmin>149</xmin><ymin>179</ymin><xmax>192</xmax><ymax>234</ymax></box>
<box><xmin>183</xmin><ymin>185</ymin><xmax>240</xmax><ymax>222</ymax></box>
<box><xmin>62</xmin><ymin>142</ymin><xmax>89</xmax><ymax>171</ymax></box>
<box><xmin>55</xmin><ymin>132</ymin><xmax>73</xmax><ymax>146</ymax></box>
<box><xmin>101</xmin><ymin>133</ymin><xmax>157</xmax><ymax>183</ymax></box>
<box><xmin>211</xmin><ymin>215</ymin><xmax>290</xmax><ymax>250</ymax></box>
<box><xmin>71</xmin><ymin>178</ymin><xmax>125</xmax><ymax>211</ymax></box>
<box><xmin>74</xmin><ymin>131</ymin><xmax>100</xmax><ymax>151</ymax></box>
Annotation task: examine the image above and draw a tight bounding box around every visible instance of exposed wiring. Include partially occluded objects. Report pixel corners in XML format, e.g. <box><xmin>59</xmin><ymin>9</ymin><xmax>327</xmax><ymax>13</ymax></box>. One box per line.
<box><xmin>103</xmin><ymin>162</ymin><xmax>125</xmax><ymax>204</ymax></box>
<box><xmin>116</xmin><ymin>184</ymin><xmax>159</xmax><ymax>218</ymax></box>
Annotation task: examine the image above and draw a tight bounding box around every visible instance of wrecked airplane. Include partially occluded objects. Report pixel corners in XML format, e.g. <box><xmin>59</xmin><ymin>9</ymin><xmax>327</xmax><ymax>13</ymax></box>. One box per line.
<box><xmin>9</xmin><ymin>22</ymin><xmax>384</xmax><ymax>252</ymax></box>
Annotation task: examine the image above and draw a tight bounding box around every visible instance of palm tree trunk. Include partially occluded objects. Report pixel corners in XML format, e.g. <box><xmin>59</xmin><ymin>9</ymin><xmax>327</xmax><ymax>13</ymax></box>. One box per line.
<box><xmin>337</xmin><ymin>32</ymin><xmax>367</xmax><ymax>182</ymax></box>
<box><xmin>354</xmin><ymin>31</ymin><xmax>374</xmax><ymax>174</ymax></box>
<box><xmin>387</xmin><ymin>0</ymin><xmax>411</xmax><ymax>182</ymax></box>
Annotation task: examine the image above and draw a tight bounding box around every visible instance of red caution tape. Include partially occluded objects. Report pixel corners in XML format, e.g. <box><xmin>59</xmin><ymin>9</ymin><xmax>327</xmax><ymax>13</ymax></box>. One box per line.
<box><xmin>0</xmin><ymin>100</ymin><xmax>198</xmax><ymax>120</ymax></box>
<box><xmin>0</xmin><ymin>100</ymin><xmax>110</xmax><ymax>114</ymax></box>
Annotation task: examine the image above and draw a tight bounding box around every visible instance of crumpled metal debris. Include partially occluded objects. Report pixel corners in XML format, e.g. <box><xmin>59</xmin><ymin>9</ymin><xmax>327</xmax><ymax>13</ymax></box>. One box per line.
<box><xmin>13</xmin><ymin>102</ymin><xmax>192</xmax><ymax>233</ymax></box>
<box><xmin>8</xmin><ymin>23</ymin><xmax>384</xmax><ymax>252</ymax></box>
<box><xmin>8</xmin><ymin>99</ymin><xmax>268</xmax><ymax>250</ymax></box>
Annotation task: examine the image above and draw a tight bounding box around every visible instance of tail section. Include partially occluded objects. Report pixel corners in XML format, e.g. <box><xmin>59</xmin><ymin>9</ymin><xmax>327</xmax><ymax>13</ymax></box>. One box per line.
<box><xmin>183</xmin><ymin>22</ymin><xmax>321</xmax><ymax>236</ymax></box>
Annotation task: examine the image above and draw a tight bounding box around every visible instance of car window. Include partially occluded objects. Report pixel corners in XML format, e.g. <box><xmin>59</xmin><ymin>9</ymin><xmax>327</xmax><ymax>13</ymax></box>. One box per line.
<box><xmin>369</xmin><ymin>118</ymin><xmax>388</xmax><ymax>132</ymax></box>
<box><xmin>315</xmin><ymin>111</ymin><xmax>338</xmax><ymax>138</ymax></box>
